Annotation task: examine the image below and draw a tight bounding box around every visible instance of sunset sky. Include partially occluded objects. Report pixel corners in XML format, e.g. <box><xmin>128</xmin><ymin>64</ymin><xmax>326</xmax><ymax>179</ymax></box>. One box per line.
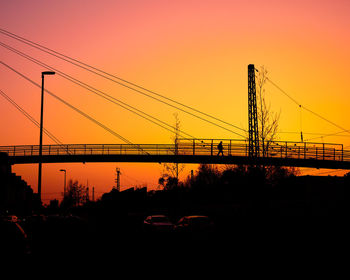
<box><xmin>1</xmin><ymin>0</ymin><xmax>350</xmax><ymax>203</ymax></box>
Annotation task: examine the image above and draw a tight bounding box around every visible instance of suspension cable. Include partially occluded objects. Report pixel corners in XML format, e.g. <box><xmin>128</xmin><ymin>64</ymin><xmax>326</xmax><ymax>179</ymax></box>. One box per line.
<box><xmin>299</xmin><ymin>105</ymin><xmax>303</xmax><ymax>142</ymax></box>
<box><xmin>0</xmin><ymin>41</ymin><xmax>195</xmax><ymax>139</ymax></box>
<box><xmin>0</xmin><ymin>28</ymin><xmax>246</xmax><ymax>135</ymax></box>
<box><xmin>0</xmin><ymin>61</ymin><xmax>138</xmax><ymax>146</ymax></box>
<box><xmin>0</xmin><ymin>88</ymin><xmax>64</xmax><ymax>146</ymax></box>
<box><xmin>0</xmin><ymin>41</ymin><xmax>246</xmax><ymax>138</ymax></box>
<box><xmin>266</xmin><ymin>76</ymin><xmax>350</xmax><ymax>140</ymax></box>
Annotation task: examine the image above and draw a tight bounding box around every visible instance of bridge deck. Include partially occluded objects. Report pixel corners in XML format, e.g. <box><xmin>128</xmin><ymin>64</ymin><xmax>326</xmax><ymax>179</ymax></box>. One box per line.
<box><xmin>1</xmin><ymin>139</ymin><xmax>349</xmax><ymax>169</ymax></box>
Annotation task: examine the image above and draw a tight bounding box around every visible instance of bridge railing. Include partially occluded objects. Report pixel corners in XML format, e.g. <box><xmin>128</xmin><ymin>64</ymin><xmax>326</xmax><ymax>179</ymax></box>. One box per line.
<box><xmin>177</xmin><ymin>139</ymin><xmax>347</xmax><ymax>162</ymax></box>
<box><xmin>0</xmin><ymin>139</ymin><xmax>349</xmax><ymax>162</ymax></box>
<box><xmin>0</xmin><ymin>144</ymin><xmax>176</xmax><ymax>157</ymax></box>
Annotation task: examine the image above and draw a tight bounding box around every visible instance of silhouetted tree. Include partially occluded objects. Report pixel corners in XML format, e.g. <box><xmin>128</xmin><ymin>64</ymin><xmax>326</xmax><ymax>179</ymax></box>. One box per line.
<box><xmin>265</xmin><ymin>165</ymin><xmax>300</xmax><ymax>186</ymax></box>
<box><xmin>256</xmin><ymin>66</ymin><xmax>280</xmax><ymax>158</ymax></box>
<box><xmin>158</xmin><ymin>174</ymin><xmax>179</xmax><ymax>191</ymax></box>
<box><xmin>49</xmin><ymin>199</ymin><xmax>59</xmax><ymax>209</ymax></box>
<box><xmin>160</xmin><ymin>113</ymin><xmax>185</xmax><ymax>189</ymax></box>
<box><xmin>186</xmin><ymin>164</ymin><xmax>221</xmax><ymax>192</ymax></box>
<box><xmin>255</xmin><ymin>66</ymin><xmax>300</xmax><ymax>178</ymax></box>
<box><xmin>222</xmin><ymin>164</ymin><xmax>299</xmax><ymax>187</ymax></box>
<box><xmin>60</xmin><ymin>179</ymin><xmax>88</xmax><ymax>209</ymax></box>
<box><xmin>345</xmin><ymin>172</ymin><xmax>350</xmax><ymax>186</ymax></box>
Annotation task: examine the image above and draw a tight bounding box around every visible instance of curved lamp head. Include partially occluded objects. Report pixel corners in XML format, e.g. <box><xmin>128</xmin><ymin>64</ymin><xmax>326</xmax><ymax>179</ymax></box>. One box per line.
<box><xmin>42</xmin><ymin>71</ymin><xmax>55</xmax><ymax>76</ymax></box>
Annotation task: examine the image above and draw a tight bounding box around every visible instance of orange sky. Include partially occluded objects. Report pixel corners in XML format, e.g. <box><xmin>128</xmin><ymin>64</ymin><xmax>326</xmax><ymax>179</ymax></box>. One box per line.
<box><xmin>1</xmin><ymin>0</ymin><xmax>350</xmax><ymax>203</ymax></box>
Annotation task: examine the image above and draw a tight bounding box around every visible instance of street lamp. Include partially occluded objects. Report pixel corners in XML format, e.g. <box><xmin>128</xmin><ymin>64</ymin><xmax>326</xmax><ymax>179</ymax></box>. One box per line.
<box><xmin>37</xmin><ymin>71</ymin><xmax>55</xmax><ymax>204</ymax></box>
<box><xmin>59</xmin><ymin>169</ymin><xmax>67</xmax><ymax>197</ymax></box>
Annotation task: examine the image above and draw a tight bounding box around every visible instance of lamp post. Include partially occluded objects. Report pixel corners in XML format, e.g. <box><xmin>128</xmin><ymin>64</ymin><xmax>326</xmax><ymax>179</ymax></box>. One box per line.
<box><xmin>37</xmin><ymin>71</ymin><xmax>55</xmax><ymax>204</ymax></box>
<box><xmin>59</xmin><ymin>169</ymin><xmax>67</xmax><ymax>197</ymax></box>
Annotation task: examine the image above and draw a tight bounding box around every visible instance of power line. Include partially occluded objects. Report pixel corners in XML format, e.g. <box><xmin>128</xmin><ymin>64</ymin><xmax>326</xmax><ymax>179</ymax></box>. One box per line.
<box><xmin>0</xmin><ymin>28</ymin><xmax>246</xmax><ymax>137</ymax></box>
<box><xmin>279</xmin><ymin>131</ymin><xmax>348</xmax><ymax>136</ymax></box>
<box><xmin>266</xmin><ymin>77</ymin><xmax>300</xmax><ymax>106</ymax></box>
<box><xmin>0</xmin><ymin>61</ymin><xmax>140</xmax><ymax>148</ymax></box>
<box><xmin>1</xmin><ymin>40</ymin><xmax>244</xmax><ymax>139</ymax></box>
<box><xmin>0</xmin><ymin>88</ymin><xmax>64</xmax><ymax>146</ymax></box>
<box><xmin>0</xmin><ymin>41</ymin><xmax>195</xmax><ymax>139</ymax></box>
<box><xmin>266</xmin><ymin>76</ymin><xmax>350</xmax><ymax>140</ymax></box>
<box><xmin>301</xmin><ymin>110</ymin><xmax>350</xmax><ymax>141</ymax></box>
<box><xmin>0</xmin><ymin>28</ymin><xmax>246</xmax><ymax>132</ymax></box>
<box><xmin>305</xmin><ymin>129</ymin><xmax>350</xmax><ymax>141</ymax></box>
<box><xmin>278</xmin><ymin>131</ymin><xmax>350</xmax><ymax>138</ymax></box>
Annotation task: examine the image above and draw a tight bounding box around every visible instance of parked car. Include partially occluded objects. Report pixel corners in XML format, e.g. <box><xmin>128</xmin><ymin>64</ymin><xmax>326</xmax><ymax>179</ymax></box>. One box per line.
<box><xmin>143</xmin><ymin>215</ymin><xmax>174</xmax><ymax>232</ymax></box>
<box><xmin>175</xmin><ymin>215</ymin><xmax>215</xmax><ymax>234</ymax></box>
<box><xmin>7</xmin><ymin>215</ymin><xmax>19</xmax><ymax>223</ymax></box>
<box><xmin>0</xmin><ymin>218</ymin><xmax>30</xmax><ymax>255</ymax></box>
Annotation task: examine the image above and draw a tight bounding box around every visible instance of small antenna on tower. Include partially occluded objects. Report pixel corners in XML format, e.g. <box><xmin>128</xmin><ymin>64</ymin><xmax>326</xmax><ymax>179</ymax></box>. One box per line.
<box><xmin>115</xmin><ymin>167</ymin><xmax>121</xmax><ymax>191</ymax></box>
<box><xmin>300</xmin><ymin>105</ymin><xmax>304</xmax><ymax>142</ymax></box>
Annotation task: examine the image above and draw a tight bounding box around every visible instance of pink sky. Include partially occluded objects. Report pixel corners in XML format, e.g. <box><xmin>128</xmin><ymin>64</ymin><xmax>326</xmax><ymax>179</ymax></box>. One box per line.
<box><xmin>1</xmin><ymin>0</ymin><xmax>350</xmax><ymax>203</ymax></box>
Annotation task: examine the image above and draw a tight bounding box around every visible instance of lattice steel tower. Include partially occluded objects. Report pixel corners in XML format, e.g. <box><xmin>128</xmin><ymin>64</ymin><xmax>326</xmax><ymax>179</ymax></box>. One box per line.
<box><xmin>248</xmin><ymin>64</ymin><xmax>259</xmax><ymax>157</ymax></box>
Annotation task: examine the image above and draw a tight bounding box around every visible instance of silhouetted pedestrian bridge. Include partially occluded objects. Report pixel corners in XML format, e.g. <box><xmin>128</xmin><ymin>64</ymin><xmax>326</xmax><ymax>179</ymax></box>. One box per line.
<box><xmin>1</xmin><ymin>139</ymin><xmax>350</xmax><ymax>169</ymax></box>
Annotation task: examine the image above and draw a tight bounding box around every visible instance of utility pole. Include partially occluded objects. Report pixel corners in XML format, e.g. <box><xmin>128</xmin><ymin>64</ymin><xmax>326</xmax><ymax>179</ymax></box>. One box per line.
<box><xmin>86</xmin><ymin>187</ymin><xmax>89</xmax><ymax>203</ymax></box>
<box><xmin>248</xmin><ymin>64</ymin><xmax>259</xmax><ymax>157</ymax></box>
<box><xmin>115</xmin><ymin>168</ymin><xmax>121</xmax><ymax>191</ymax></box>
<box><xmin>38</xmin><ymin>71</ymin><xmax>55</xmax><ymax>205</ymax></box>
<box><xmin>59</xmin><ymin>169</ymin><xmax>66</xmax><ymax>197</ymax></box>
<box><xmin>86</xmin><ymin>179</ymin><xmax>89</xmax><ymax>202</ymax></box>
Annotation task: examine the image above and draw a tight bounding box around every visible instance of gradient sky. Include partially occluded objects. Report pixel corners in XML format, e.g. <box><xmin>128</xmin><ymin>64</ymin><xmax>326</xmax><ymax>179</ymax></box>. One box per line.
<box><xmin>1</xmin><ymin>0</ymin><xmax>350</xmax><ymax>203</ymax></box>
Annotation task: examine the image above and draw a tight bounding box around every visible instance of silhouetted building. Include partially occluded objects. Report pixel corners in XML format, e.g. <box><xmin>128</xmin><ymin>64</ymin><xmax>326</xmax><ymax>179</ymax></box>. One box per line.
<box><xmin>0</xmin><ymin>152</ymin><xmax>34</xmax><ymax>215</ymax></box>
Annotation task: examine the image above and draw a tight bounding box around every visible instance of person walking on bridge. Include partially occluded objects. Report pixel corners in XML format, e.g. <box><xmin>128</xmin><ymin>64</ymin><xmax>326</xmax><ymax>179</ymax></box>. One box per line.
<box><xmin>217</xmin><ymin>141</ymin><xmax>224</xmax><ymax>156</ymax></box>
